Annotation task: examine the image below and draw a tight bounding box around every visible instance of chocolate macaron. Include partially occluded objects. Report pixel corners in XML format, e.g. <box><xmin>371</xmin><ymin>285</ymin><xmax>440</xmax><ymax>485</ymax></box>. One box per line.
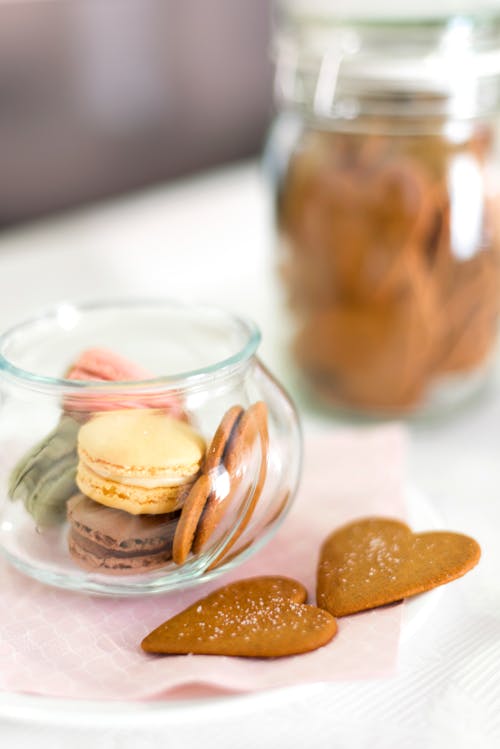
<box><xmin>67</xmin><ymin>494</ymin><xmax>178</xmax><ymax>574</ymax></box>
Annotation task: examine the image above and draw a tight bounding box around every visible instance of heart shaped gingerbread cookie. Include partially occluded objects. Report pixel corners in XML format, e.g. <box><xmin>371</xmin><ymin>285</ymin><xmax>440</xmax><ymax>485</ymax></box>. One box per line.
<box><xmin>142</xmin><ymin>576</ymin><xmax>337</xmax><ymax>658</ymax></box>
<box><xmin>317</xmin><ymin>517</ymin><xmax>481</xmax><ymax>617</ymax></box>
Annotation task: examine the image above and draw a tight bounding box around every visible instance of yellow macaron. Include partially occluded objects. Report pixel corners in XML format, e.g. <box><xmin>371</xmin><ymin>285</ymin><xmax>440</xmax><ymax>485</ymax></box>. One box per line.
<box><xmin>76</xmin><ymin>410</ymin><xmax>206</xmax><ymax>514</ymax></box>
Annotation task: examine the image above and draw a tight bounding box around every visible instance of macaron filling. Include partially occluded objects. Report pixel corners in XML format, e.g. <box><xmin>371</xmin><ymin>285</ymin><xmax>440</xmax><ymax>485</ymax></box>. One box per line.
<box><xmin>80</xmin><ymin>461</ymin><xmax>197</xmax><ymax>490</ymax></box>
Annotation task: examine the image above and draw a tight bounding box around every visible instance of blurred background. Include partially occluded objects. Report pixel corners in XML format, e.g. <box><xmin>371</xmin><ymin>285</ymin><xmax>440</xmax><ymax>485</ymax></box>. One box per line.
<box><xmin>0</xmin><ymin>0</ymin><xmax>273</xmax><ymax>227</ymax></box>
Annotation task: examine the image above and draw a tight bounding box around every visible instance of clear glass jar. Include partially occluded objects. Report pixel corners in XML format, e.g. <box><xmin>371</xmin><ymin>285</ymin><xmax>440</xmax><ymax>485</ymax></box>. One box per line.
<box><xmin>0</xmin><ymin>300</ymin><xmax>301</xmax><ymax>596</ymax></box>
<box><xmin>269</xmin><ymin>4</ymin><xmax>500</xmax><ymax>413</ymax></box>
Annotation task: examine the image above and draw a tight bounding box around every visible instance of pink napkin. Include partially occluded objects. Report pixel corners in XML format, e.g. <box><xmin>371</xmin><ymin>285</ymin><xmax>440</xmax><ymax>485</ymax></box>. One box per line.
<box><xmin>0</xmin><ymin>425</ymin><xmax>407</xmax><ymax>701</ymax></box>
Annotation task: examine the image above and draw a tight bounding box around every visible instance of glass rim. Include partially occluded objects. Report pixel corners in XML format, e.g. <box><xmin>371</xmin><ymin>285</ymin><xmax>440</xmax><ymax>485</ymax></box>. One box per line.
<box><xmin>0</xmin><ymin>298</ymin><xmax>262</xmax><ymax>393</ymax></box>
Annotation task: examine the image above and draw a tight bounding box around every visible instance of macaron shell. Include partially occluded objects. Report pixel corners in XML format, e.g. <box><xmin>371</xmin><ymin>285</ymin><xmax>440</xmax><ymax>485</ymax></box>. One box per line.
<box><xmin>68</xmin><ymin>534</ymin><xmax>174</xmax><ymax>575</ymax></box>
<box><xmin>76</xmin><ymin>462</ymin><xmax>191</xmax><ymax>515</ymax></box>
<box><xmin>66</xmin><ymin>348</ymin><xmax>152</xmax><ymax>382</ymax></box>
<box><xmin>64</xmin><ymin>348</ymin><xmax>185</xmax><ymax>416</ymax></box>
<box><xmin>78</xmin><ymin>410</ymin><xmax>205</xmax><ymax>480</ymax></box>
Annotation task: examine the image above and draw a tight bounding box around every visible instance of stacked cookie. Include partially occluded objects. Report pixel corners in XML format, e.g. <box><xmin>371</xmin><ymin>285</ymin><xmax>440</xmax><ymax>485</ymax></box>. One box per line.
<box><xmin>172</xmin><ymin>402</ymin><xmax>269</xmax><ymax>568</ymax></box>
<box><xmin>9</xmin><ymin>347</ymin><xmax>271</xmax><ymax>576</ymax></box>
<box><xmin>67</xmin><ymin>403</ymin><xmax>269</xmax><ymax>575</ymax></box>
<box><xmin>68</xmin><ymin>410</ymin><xmax>206</xmax><ymax>574</ymax></box>
<box><xmin>8</xmin><ymin>348</ymin><xmax>185</xmax><ymax>529</ymax></box>
<box><xmin>279</xmin><ymin>126</ymin><xmax>500</xmax><ymax>411</ymax></box>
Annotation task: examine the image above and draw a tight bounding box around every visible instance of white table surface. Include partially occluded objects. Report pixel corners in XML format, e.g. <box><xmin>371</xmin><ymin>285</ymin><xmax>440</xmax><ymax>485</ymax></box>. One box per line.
<box><xmin>0</xmin><ymin>162</ymin><xmax>499</xmax><ymax>748</ymax></box>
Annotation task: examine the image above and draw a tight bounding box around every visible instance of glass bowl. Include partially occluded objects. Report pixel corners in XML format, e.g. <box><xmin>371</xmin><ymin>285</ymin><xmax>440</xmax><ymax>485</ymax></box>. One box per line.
<box><xmin>0</xmin><ymin>300</ymin><xmax>301</xmax><ymax>596</ymax></box>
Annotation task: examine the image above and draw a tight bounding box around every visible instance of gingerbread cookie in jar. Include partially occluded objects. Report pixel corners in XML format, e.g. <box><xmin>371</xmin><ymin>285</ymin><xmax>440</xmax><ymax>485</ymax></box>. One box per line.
<box><xmin>269</xmin><ymin>1</ymin><xmax>500</xmax><ymax>413</ymax></box>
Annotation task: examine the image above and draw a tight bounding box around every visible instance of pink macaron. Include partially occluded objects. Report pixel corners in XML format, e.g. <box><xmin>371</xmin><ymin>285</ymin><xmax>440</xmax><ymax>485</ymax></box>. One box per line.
<box><xmin>64</xmin><ymin>348</ymin><xmax>184</xmax><ymax>416</ymax></box>
<box><xmin>65</xmin><ymin>347</ymin><xmax>152</xmax><ymax>383</ymax></box>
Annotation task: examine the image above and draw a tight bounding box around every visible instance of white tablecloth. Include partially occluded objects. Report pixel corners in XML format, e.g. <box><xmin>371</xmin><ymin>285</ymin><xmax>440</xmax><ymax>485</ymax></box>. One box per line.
<box><xmin>0</xmin><ymin>163</ymin><xmax>499</xmax><ymax>748</ymax></box>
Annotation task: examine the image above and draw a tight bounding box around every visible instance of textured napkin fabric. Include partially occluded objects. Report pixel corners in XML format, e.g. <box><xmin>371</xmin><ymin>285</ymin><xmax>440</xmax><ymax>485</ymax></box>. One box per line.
<box><xmin>0</xmin><ymin>425</ymin><xmax>407</xmax><ymax>701</ymax></box>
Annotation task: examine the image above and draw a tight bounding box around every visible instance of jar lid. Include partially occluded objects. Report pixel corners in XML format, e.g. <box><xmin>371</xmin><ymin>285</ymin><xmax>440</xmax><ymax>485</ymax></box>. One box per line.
<box><xmin>274</xmin><ymin>2</ymin><xmax>500</xmax><ymax>120</ymax></box>
<box><xmin>282</xmin><ymin>0</ymin><xmax>500</xmax><ymax>22</ymax></box>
